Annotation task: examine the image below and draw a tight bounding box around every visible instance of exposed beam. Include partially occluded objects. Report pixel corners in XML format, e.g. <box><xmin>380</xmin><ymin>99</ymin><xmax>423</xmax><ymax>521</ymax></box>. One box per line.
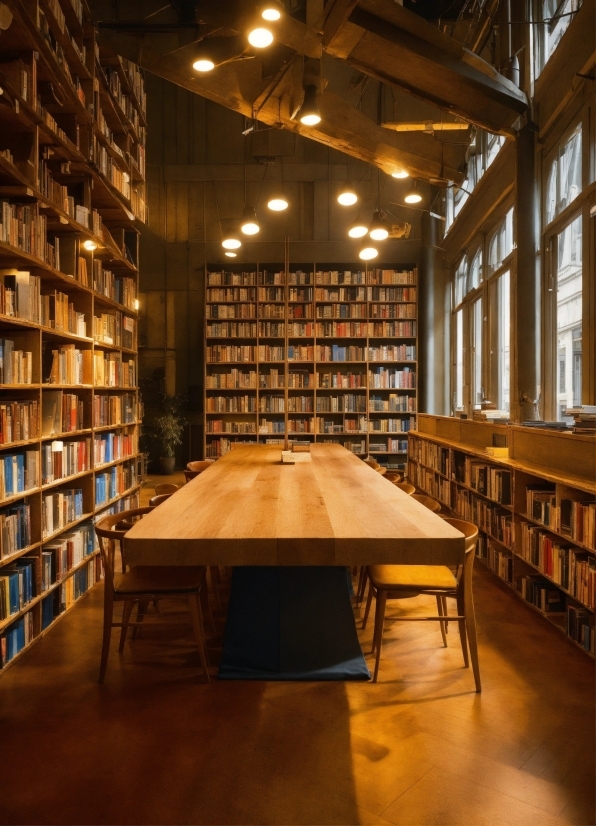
<box><xmin>98</xmin><ymin>29</ymin><xmax>467</xmax><ymax>184</ymax></box>
<box><xmin>322</xmin><ymin>0</ymin><xmax>528</xmax><ymax>136</ymax></box>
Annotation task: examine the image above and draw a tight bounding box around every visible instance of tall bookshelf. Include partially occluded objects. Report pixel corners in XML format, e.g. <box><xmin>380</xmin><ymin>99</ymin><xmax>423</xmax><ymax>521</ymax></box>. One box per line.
<box><xmin>408</xmin><ymin>415</ymin><xmax>596</xmax><ymax>658</ymax></box>
<box><xmin>0</xmin><ymin>0</ymin><xmax>145</xmax><ymax>670</ymax></box>
<box><xmin>204</xmin><ymin>262</ymin><xmax>417</xmax><ymax>467</ymax></box>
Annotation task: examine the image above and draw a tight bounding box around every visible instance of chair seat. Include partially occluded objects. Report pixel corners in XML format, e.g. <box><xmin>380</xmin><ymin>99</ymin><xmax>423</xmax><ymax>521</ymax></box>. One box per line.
<box><xmin>368</xmin><ymin>564</ymin><xmax>457</xmax><ymax>591</ymax></box>
<box><xmin>114</xmin><ymin>566</ymin><xmax>206</xmax><ymax>595</ymax></box>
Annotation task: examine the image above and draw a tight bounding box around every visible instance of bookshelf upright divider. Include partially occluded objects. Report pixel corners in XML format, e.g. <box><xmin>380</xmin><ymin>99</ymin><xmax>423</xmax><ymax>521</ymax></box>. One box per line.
<box><xmin>204</xmin><ymin>263</ymin><xmax>418</xmax><ymax>465</ymax></box>
<box><xmin>0</xmin><ymin>0</ymin><xmax>145</xmax><ymax>670</ymax></box>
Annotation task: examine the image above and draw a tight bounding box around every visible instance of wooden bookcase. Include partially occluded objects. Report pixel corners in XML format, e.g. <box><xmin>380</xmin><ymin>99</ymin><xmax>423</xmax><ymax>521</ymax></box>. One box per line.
<box><xmin>204</xmin><ymin>262</ymin><xmax>417</xmax><ymax>467</ymax></box>
<box><xmin>408</xmin><ymin>414</ymin><xmax>596</xmax><ymax>658</ymax></box>
<box><xmin>0</xmin><ymin>0</ymin><xmax>145</xmax><ymax>670</ymax></box>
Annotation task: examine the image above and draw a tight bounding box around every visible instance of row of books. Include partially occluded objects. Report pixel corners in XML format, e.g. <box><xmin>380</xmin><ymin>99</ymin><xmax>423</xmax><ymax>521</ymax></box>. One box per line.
<box><xmin>41</xmin><ymin>292</ymin><xmax>86</xmax><ymax>337</ymax></box>
<box><xmin>259</xmin><ymin>397</ymin><xmax>286</xmax><ymax>413</ymax></box>
<box><xmin>0</xmin><ymin>400</ymin><xmax>39</xmax><ymax>444</ymax></box>
<box><xmin>205</xmin><ymin>269</ymin><xmax>416</xmax><ymax>287</ymax></box>
<box><xmin>0</xmin><ymin>611</ymin><xmax>33</xmax><ymax>667</ymax></box>
<box><xmin>0</xmin><ymin>270</ymin><xmax>40</xmax><ymax>322</ymax></box>
<box><xmin>42</xmin><ymin>522</ymin><xmax>96</xmax><ymax>589</ymax></box>
<box><xmin>93</xmin><ymin>312</ymin><xmax>136</xmax><ymax>349</ymax></box>
<box><xmin>206</xmin><ymin>422</ymin><xmax>256</xmax><ymax>434</ymax></box>
<box><xmin>42</xmin><ymin>488</ymin><xmax>84</xmax><ymax>538</ymax></box>
<box><xmin>94</xmin><ymin>462</ymin><xmax>137</xmax><ymax>507</ymax></box>
<box><xmin>93</xmin><ymin>431</ymin><xmax>136</xmax><ymax>465</ymax></box>
<box><xmin>41</xmin><ymin>391</ymin><xmax>85</xmax><ymax>436</ymax></box>
<box><xmin>41</xmin><ymin>439</ymin><xmax>90</xmax><ymax>484</ymax></box>
<box><xmin>567</xmin><ymin>605</ymin><xmax>595</xmax><ymax>654</ymax></box>
<box><xmin>368</xmin><ymin>367</ymin><xmax>416</xmax><ymax>389</ymax></box>
<box><xmin>0</xmin><ymin>202</ymin><xmax>54</xmax><ymax>264</ymax></box>
<box><xmin>369</xmin><ymin>394</ymin><xmax>417</xmax><ymax>412</ymax></box>
<box><xmin>486</xmin><ymin>540</ymin><xmax>514</xmax><ymax>584</ymax></box>
<box><xmin>206</xmin><ymin>396</ymin><xmax>256</xmax><ymax>413</ymax></box>
<box><xmin>559</xmin><ymin>499</ymin><xmax>596</xmax><ymax>549</ymax></box>
<box><xmin>407</xmin><ymin>463</ymin><xmax>452</xmax><ymax>506</ymax></box>
<box><xmin>520</xmin><ymin>523</ymin><xmax>595</xmax><ymax>609</ymax></box>
<box><xmin>92</xmin><ymin>261</ymin><xmax>137</xmax><ymax>309</ymax></box>
<box><xmin>0</xmin><ymin>340</ymin><xmax>34</xmax><ymax>385</ymax></box>
<box><xmin>93</xmin><ymin>352</ymin><xmax>136</xmax><ymax>387</ymax></box>
<box><xmin>0</xmin><ymin>558</ymin><xmax>35</xmax><ymax>621</ymax></box>
<box><xmin>466</xmin><ymin>460</ymin><xmax>512</xmax><ymax>505</ymax></box>
<box><xmin>454</xmin><ymin>489</ymin><xmax>513</xmax><ymax>548</ymax></box>
<box><xmin>316</xmin><ymin>395</ymin><xmax>366</xmax><ymax>412</ymax></box>
<box><xmin>526</xmin><ymin>486</ymin><xmax>557</xmax><ymax>529</ymax></box>
<box><xmin>517</xmin><ymin>575</ymin><xmax>566</xmax><ymax>614</ymax></box>
<box><xmin>0</xmin><ymin>452</ymin><xmax>38</xmax><ymax>500</ymax></box>
<box><xmin>206</xmin><ymin>304</ymin><xmax>256</xmax><ymax>319</ymax></box>
<box><xmin>369</xmin><ymin>439</ymin><xmax>409</xmax><ymax>453</ymax></box>
<box><xmin>207</xmin><ymin>322</ymin><xmax>258</xmax><ymax>337</ymax></box>
<box><xmin>0</xmin><ymin>503</ymin><xmax>31</xmax><ymax>559</ymax></box>
<box><xmin>94</xmin><ymin>393</ymin><xmax>137</xmax><ymax>426</ymax></box>
<box><xmin>408</xmin><ymin>439</ymin><xmax>450</xmax><ymax>476</ymax></box>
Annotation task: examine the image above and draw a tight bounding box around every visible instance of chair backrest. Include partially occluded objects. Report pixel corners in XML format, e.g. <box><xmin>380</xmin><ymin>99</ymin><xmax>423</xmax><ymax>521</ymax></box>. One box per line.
<box><xmin>149</xmin><ymin>493</ymin><xmax>172</xmax><ymax>507</ymax></box>
<box><xmin>395</xmin><ymin>481</ymin><xmax>415</xmax><ymax>495</ymax></box>
<box><xmin>384</xmin><ymin>472</ymin><xmax>403</xmax><ymax>483</ymax></box>
<box><xmin>95</xmin><ymin>507</ymin><xmax>153</xmax><ymax>589</ymax></box>
<box><xmin>442</xmin><ymin>517</ymin><xmax>479</xmax><ymax>585</ymax></box>
<box><xmin>154</xmin><ymin>483</ymin><xmax>179</xmax><ymax>496</ymax></box>
<box><xmin>184</xmin><ymin>469</ymin><xmax>199</xmax><ymax>483</ymax></box>
<box><xmin>363</xmin><ymin>457</ymin><xmax>380</xmax><ymax>469</ymax></box>
<box><xmin>186</xmin><ymin>460</ymin><xmax>213</xmax><ymax>473</ymax></box>
<box><xmin>412</xmin><ymin>493</ymin><xmax>442</xmax><ymax>513</ymax></box>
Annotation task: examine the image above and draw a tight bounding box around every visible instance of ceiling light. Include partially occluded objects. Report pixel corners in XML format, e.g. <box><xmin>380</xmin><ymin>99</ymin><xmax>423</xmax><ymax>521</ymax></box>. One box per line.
<box><xmin>192</xmin><ymin>56</ymin><xmax>215</xmax><ymax>72</ymax></box>
<box><xmin>261</xmin><ymin>1</ymin><xmax>283</xmax><ymax>20</ymax></box>
<box><xmin>369</xmin><ymin>211</ymin><xmax>389</xmax><ymax>241</ymax></box>
<box><xmin>241</xmin><ymin>206</ymin><xmax>260</xmax><ymax>235</ymax></box>
<box><xmin>248</xmin><ymin>27</ymin><xmax>274</xmax><ymax>48</ymax></box>
<box><xmin>404</xmin><ymin>182</ymin><xmax>422</xmax><ymax>204</ymax></box>
<box><xmin>359</xmin><ymin>245</ymin><xmax>378</xmax><ymax>261</ymax></box>
<box><xmin>222</xmin><ymin>231</ymin><xmax>242</xmax><ymax>250</ymax></box>
<box><xmin>298</xmin><ymin>85</ymin><xmax>321</xmax><ymax>126</ymax></box>
<box><xmin>267</xmin><ymin>194</ymin><xmax>288</xmax><ymax>211</ymax></box>
<box><xmin>391</xmin><ymin>169</ymin><xmax>409</xmax><ymax>179</ymax></box>
<box><xmin>192</xmin><ymin>42</ymin><xmax>217</xmax><ymax>72</ymax></box>
<box><xmin>82</xmin><ymin>239</ymin><xmax>97</xmax><ymax>251</ymax></box>
<box><xmin>337</xmin><ymin>186</ymin><xmax>358</xmax><ymax>207</ymax></box>
<box><xmin>348</xmin><ymin>219</ymin><xmax>368</xmax><ymax>238</ymax></box>
<box><xmin>224</xmin><ymin>251</ymin><xmax>237</xmax><ymax>258</ymax></box>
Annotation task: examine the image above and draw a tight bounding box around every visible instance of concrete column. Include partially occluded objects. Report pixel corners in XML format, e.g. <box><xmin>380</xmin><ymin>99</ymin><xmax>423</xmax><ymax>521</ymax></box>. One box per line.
<box><xmin>419</xmin><ymin>213</ymin><xmax>450</xmax><ymax>415</ymax></box>
<box><xmin>514</xmin><ymin>123</ymin><xmax>540</xmax><ymax>422</ymax></box>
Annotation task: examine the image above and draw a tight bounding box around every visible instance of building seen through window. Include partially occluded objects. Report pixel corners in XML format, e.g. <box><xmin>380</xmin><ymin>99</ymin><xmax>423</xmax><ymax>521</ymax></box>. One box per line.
<box><xmin>556</xmin><ymin>215</ymin><xmax>583</xmax><ymax>418</ymax></box>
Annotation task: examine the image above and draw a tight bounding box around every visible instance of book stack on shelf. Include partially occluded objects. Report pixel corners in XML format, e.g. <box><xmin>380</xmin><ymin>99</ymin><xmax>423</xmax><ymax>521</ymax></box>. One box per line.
<box><xmin>0</xmin><ymin>0</ymin><xmax>145</xmax><ymax>671</ymax></box>
<box><xmin>204</xmin><ymin>263</ymin><xmax>417</xmax><ymax>466</ymax></box>
<box><xmin>408</xmin><ymin>414</ymin><xmax>596</xmax><ymax>657</ymax></box>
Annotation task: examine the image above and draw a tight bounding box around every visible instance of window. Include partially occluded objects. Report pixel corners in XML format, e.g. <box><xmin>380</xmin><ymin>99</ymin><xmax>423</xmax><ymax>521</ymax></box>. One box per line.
<box><xmin>546</xmin><ymin>126</ymin><xmax>582</xmax><ymax>224</ymax></box>
<box><xmin>555</xmin><ymin>214</ymin><xmax>582</xmax><ymax>417</ymax></box>
<box><xmin>471</xmin><ymin>297</ymin><xmax>483</xmax><ymax>406</ymax></box>
<box><xmin>536</xmin><ymin>0</ymin><xmax>583</xmax><ymax>76</ymax></box>
<box><xmin>487</xmin><ymin>208</ymin><xmax>514</xmax><ymax>275</ymax></box>
<box><xmin>489</xmin><ymin>270</ymin><xmax>511</xmax><ymax>414</ymax></box>
<box><xmin>455</xmin><ymin>309</ymin><xmax>464</xmax><ymax>411</ymax></box>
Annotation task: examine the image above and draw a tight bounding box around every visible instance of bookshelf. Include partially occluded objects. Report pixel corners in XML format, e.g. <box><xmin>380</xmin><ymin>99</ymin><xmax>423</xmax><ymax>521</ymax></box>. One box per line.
<box><xmin>0</xmin><ymin>0</ymin><xmax>145</xmax><ymax>670</ymax></box>
<box><xmin>204</xmin><ymin>262</ymin><xmax>417</xmax><ymax>467</ymax></box>
<box><xmin>407</xmin><ymin>414</ymin><xmax>596</xmax><ymax>658</ymax></box>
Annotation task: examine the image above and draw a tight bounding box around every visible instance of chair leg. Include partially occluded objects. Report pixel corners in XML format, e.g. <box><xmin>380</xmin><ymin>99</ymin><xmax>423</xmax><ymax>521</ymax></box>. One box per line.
<box><xmin>118</xmin><ymin>600</ymin><xmax>135</xmax><ymax>653</ymax></box>
<box><xmin>200</xmin><ymin>579</ymin><xmax>217</xmax><ymax>636</ymax></box>
<box><xmin>441</xmin><ymin>595</ymin><xmax>449</xmax><ymax>633</ymax></box>
<box><xmin>99</xmin><ymin>593</ymin><xmax>114</xmax><ymax>684</ymax></box>
<box><xmin>436</xmin><ymin>595</ymin><xmax>448</xmax><ymax>648</ymax></box>
<box><xmin>189</xmin><ymin>593</ymin><xmax>210</xmax><ymax>682</ymax></box>
<box><xmin>209</xmin><ymin>566</ymin><xmax>223</xmax><ymax>612</ymax></box>
<box><xmin>362</xmin><ymin>580</ymin><xmax>375</xmax><ymax>631</ymax></box>
<box><xmin>456</xmin><ymin>591</ymin><xmax>470</xmax><ymax>668</ymax></box>
<box><xmin>463</xmin><ymin>575</ymin><xmax>481</xmax><ymax>692</ymax></box>
<box><xmin>356</xmin><ymin>566</ymin><xmax>367</xmax><ymax>605</ymax></box>
<box><xmin>372</xmin><ymin>590</ymin><xmax>387</xmax><ymax>683</ymax></box>
<box><xmin>132</xmin><ymin>600</ymin><xmax>149</xmax><ymax>640</ymax></box>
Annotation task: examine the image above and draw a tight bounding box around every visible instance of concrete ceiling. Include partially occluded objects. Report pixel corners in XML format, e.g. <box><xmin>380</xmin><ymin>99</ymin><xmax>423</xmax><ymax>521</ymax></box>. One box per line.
<box><xmin>94</xmin><ymin>0</ymin><xmax>528</xmax><ymax>186</ymax></box>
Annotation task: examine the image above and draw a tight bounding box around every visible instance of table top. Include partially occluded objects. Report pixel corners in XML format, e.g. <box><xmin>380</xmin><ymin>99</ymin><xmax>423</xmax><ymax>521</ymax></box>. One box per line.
<box><xmin>124</xmin><ymin>445</ymin><xmax>465</xmax><ymax>566</ymax></box>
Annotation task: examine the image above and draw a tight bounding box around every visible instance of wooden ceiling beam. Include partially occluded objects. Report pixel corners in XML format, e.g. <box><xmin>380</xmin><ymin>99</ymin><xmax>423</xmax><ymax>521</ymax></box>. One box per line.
<box><xmin>97</xmin><ymin>29</ymin><xmax>467</xmax><ymax>184</ymax></box>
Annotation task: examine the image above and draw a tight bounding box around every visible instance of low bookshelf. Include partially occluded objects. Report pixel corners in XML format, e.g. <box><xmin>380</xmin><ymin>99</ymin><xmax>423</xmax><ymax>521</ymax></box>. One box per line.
<box><xmin>408</xmin><ymin>414</ymin><xmax>596</xmax><ymax>658</ymax></box>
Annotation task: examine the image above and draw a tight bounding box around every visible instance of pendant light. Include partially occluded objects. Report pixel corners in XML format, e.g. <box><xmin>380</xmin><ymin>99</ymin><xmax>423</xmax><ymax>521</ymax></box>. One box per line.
<box><xmin>338</xmin><ymin>186</ymin><xmax>357</xmax><ymax>206</ymax></box>
<box><xmin>82</xmin><ymin>239</ymin><xmax>97</xmax><ymax>251</ymax></box>
<box><xmin>404</xmin><ymin>181</ymin><xmax>422</xmax><ymax>204</ymax></box>
<box><xmin>224</xmin><ymin>251</ymin><xmax>238</xmax><ymax>258</ymax></box>
<box><xmin>260</xmin><ymin>1</ymin><xmax>283</xmax><ymax>20</ymax></box>
<box><xmin>391</xmin><ymin>169</ymin><xmax>409</xmax><ymax>179</ymax></box>
<box><xmin>369</xmin><ymin>210</ymin><xmax>389</xmax><ymax>241</ymax></box>
<box><xmin>248</xmin><ymin>26</ymin><xmax>274</xmax><ymax>48</ymax></box>
<box><xmin>298</xmin><ymin>85</ymin><xmax>321</xmax><ymax>126</ymax></box>
<box><xmin>359</xmin><ymin>245</ymin><xmax>378</xmax><ymax>261</ymax></box>
<box><xmin>192</xmin><ymin>41</ymin><xmax>217</xmax><ymax>72</ymax></box>
<box><xmin>348</xmin><ymin>217</ymin><xmax>368</xmax><ymax>238</ymax></box>
<box><xmin>267</xmin><ymin>158</ymin><xmax>289</xmax><ymax>211</ymax></box>
<box><xmin>241</xmin><ymin>206</ymin><xmax>259</xmax><ymax>234</ymax></box>
<box><xmin>222</xmin><ymin>230</ymin><xmax>242</xmax><ymax>250</ymax></box>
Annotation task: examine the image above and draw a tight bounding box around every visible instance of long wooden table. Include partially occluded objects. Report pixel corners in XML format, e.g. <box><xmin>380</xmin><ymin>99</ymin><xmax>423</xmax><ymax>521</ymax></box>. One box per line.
<box><xmin>124</xmin><ymin>444</ymin><xmax>465</xmax><ymax>566</ymax></box>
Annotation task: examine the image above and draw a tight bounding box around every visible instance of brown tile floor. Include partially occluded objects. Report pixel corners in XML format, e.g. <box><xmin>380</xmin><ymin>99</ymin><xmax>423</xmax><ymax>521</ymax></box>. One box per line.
<box><xmin>0</xmin><ymin>476</ymin><xmax>593</xmax><ymax>825</ymax></box>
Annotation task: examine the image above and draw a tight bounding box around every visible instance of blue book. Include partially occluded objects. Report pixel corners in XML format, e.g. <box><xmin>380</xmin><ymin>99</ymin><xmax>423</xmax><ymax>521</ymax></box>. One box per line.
<box><xmin>16</xmin><ymin>454</ymin><xmax>25</xmax><ymax>492</ymax></box>
<box><xmin>4</xmin><ymin>455</ymin><xmax>13</xmax><ymax>495</ymax></box>
<box><xmin>7</xmin><ymin>571</ymin><xmax>20</xmax><ymax>613</ymax></box>
<box><xmin>41</xmin><ymin>595</ymin><xmax>54</xmax><ymax>630</ymax></box>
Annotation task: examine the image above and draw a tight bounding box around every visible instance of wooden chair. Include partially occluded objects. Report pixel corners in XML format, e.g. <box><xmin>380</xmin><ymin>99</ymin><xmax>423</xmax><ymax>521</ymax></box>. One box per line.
<box><xmin>95</xmin><ymin>508</ymin><xmax>211</xmax><ymax>683</ymax></box>
<box><xmin>362</xmin><ymin>518</ymin><xmax>481</xmax><ymax>690</ymax></box>
<box><xmin>395</xmin><ymin>481</ymin><xmax>415</xmax><ymax>495</ymax></box>
<box><xmin>375</xmin><ymin>466</ymin><xmax>387</xmax><ymax>476</ymax></box>
<box><xmin>363</xmin><ymin>457</ymin><xmax>380</xmax><ymax>470</ymax></box>
<box><xmin>384</xmin><ymin>472</ymin><xmax>403</xmax><ymax>483</ymax></box>
<box><xmin>184</xmin><ymin>460</ymin><xmax>214</xmax><ymax>483</ymax></box>
<box><xmin>149</xmin><ymin>493</ymin><xmax>173</xmax><ymax>507</ymax></box>
<box><xmin>154</xmin><ymin>483</ymin><xmax>179</xmax><ymax>496</ymax></box>
<box><xmin>411</xmin><ymin>493</ymin><xmax>442</xmax><ymax>514</ymax></box>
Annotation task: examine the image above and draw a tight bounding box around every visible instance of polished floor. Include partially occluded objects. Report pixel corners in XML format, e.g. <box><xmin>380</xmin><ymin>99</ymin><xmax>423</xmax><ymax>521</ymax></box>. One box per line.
<box><xmin>0</xmin><ymin>475</ymin><xmax>593</xmax><ymax>825</ymax></box>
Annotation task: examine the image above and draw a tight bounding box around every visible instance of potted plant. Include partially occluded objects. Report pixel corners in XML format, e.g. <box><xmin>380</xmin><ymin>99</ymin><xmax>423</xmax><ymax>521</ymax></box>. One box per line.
<box><xmin>154</xmin><ymin>394</ymin><xmax>187</xmax><ymax>475</ymax></box>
